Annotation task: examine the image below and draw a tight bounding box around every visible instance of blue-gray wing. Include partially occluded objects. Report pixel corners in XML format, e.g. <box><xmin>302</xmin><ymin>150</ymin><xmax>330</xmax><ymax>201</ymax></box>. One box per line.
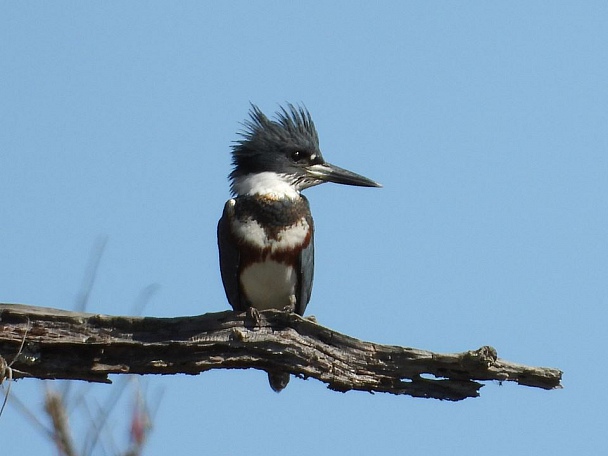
<box><xmin>217</xmin><ymin>200</ymin><xmax>246</xmax><ymax>311</ymax></box>
<box><xmin>295</xmin><ymin>220</ymin><xmax>314</xmax><ymax>316</ymax></box>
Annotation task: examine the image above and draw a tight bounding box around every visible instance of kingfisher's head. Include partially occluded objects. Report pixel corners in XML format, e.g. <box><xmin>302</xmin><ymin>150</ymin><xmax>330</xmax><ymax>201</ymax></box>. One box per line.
<box><xmin>229</xmin><ymin>104</ymin><xmax>381</xmax><ymax>197</ymax></box>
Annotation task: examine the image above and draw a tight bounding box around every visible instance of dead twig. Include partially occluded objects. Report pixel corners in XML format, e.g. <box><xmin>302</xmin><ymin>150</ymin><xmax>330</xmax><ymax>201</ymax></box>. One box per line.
<box><xmin>0</xmin><ymin>317</ymin><xmax>30</xmax><ymax>418</ymax></box>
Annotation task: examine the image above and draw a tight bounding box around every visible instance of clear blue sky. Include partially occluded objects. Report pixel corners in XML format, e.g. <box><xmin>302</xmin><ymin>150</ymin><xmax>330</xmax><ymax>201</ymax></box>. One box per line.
<box><xmin>1</xmin><ymin>2</ymin><xmax>606</xmax><ymax>455</ymax></box>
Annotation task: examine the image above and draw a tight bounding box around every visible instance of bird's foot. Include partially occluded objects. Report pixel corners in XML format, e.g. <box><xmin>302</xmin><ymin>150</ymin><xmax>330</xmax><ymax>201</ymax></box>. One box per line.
<box><xmin>246</xmin><ymin>307</ymin><xmax>262</xmax><ymax>327</ymax></box>
<box><xmin>281</xmin><ymin>304</ymin><xmax>296</xmax><ymax>314</ymax></box>
<box><xmin>281</xmin><ymin>295</ymin><xmax>297</xmax><ymax>314</ymax></box>
<box><xmin>305</xmin><ymin>315</ymin><xmax>318</xmax><ymax>324</ymax></box>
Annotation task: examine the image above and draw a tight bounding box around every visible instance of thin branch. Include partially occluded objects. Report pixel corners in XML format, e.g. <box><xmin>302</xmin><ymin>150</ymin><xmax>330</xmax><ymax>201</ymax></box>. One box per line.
<box><xmin>0</xmin><ymin>303</ymin><xmax>562</xmax><ymax>401</ymax></box>
<box><xmin>44</xmin><ymin>388</ymin><xmax>76</xmax><ymax>456</ymax></box>
<box><xmin>74</xmin><ymin>236</ymin><xmax>107</xmax><ymax>313</ymax></box>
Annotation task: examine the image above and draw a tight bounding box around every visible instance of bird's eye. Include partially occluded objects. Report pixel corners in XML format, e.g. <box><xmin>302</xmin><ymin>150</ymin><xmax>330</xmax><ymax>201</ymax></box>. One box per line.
<box><xmin>290</xmin><ymin>150</ymin><xmax>304</xmax><ymax>162</ymax></box>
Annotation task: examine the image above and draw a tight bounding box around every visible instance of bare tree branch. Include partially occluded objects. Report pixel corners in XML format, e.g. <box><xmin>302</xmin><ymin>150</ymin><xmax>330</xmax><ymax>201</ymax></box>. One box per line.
<box><xmin>0</xmin><ymin>303</ymin><xmax>562</xmax><ymax>401</ymax></box>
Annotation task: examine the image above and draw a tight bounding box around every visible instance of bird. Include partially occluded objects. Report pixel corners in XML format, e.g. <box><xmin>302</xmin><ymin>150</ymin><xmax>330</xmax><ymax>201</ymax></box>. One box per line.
<box><xmin>218</xmin><ymin>103</ymin><xmax>381</xmax><ymax>392</ymax></box>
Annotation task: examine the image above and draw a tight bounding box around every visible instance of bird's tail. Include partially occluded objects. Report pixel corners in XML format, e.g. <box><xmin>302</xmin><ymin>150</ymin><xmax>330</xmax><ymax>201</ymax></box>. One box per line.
<box><xmin>268</xmin><ymin>372</ymin><xmax>290</xmax><ymax>392</ymax></box>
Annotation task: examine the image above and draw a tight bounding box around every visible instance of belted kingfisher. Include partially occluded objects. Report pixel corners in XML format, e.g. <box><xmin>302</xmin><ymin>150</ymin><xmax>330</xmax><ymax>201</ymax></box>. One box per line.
<box><xmin>218</xmin><ymin>104</ymin><xmax>381</xmax><ymax>391</ymax></box>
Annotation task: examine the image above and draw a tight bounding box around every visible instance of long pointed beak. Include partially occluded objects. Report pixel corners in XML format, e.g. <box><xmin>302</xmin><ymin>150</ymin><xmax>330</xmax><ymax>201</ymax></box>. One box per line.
<box><xmin>306</xmin><ymin>162</ymin><xmax>382</xmax><ymax>188</ymax></box>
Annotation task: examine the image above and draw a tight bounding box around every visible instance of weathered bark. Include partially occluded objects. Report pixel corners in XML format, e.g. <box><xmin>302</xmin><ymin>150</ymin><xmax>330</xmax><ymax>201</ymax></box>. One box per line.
<box><xmin>0</xmin><ymin>303</ymin><xmax>562</xmax><ymax>401</ymax></box>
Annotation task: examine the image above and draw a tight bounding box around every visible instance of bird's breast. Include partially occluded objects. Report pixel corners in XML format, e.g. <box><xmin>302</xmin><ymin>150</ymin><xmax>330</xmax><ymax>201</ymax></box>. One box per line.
<box><xmin>231</xmin><ymin>221</ymin><xmax>310</xmax><ymax>310</ymax></box>
<box><xmin>231</xmin><ymin>216</ymin><xmax>310</xmax><ymax>253</ymax></box>
<box><xmin>224</xmin><ymin>194</ymin><xmax>314</xmax><ymax>310</ymax></box>
<box><xmin>229</xmin><ymin>194</ymin><xmax>313</xmax><ymax>256</ymax></box>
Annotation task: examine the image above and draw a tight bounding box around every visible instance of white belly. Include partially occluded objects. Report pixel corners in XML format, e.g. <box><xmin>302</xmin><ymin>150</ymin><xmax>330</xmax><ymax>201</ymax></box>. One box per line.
<box><xmin>240</xmin><ymin>260</ymin><xmax>297</xmax><ymax>310</ymax></box>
